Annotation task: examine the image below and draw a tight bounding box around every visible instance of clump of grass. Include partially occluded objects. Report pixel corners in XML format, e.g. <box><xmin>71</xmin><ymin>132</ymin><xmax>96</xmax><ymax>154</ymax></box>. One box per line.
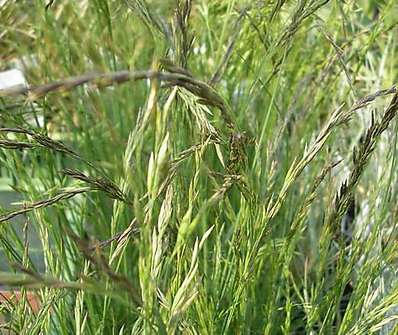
<box><xmin>0</xmin><ymin>0</ymin><xmax>397</xmax><ymax>334</ymax></box>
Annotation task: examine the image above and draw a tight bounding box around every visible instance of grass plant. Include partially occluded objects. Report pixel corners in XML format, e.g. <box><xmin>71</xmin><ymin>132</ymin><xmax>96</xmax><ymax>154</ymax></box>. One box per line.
<box><xmin>0</xmin><ymin>0</ymin><xmax>397</xmax><ymax>334</ymax></box>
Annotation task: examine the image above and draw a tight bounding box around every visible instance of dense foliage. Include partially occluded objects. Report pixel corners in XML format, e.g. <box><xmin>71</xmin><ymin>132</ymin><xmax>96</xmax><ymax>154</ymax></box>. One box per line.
<box><xmin>0</xmin><ymin>0</ymin><xmax>397</xmax><ymax>334</ymax></box>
